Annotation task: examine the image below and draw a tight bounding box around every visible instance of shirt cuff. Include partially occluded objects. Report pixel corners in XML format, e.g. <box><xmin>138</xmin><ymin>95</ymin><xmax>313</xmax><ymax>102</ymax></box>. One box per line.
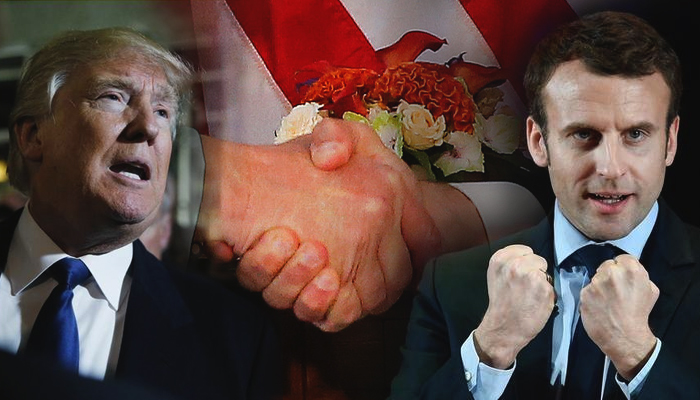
<box><xmin>461</xmin><ymin>331</ymin><xmax>515</xmax><ymax>400</ymax></box>
<box><xmin>615</xmin><ymin>338</ymin><xmax>662</xmax><ymax>399</ymax></box>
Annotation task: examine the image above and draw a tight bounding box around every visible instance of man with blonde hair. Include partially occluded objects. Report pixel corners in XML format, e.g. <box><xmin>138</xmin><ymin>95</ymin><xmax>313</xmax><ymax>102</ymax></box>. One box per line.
<box><xmin>0</xmin><ymin>27</ymin><xmax>281</xmax><ymax>399</ymax></box>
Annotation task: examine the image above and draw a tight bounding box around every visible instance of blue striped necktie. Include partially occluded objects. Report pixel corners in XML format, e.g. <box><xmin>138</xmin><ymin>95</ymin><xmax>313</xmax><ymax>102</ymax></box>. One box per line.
<box><xmin>24</xmin><ymin>257</ymin><xmax>91</xmax><ymax>373</ymax></box>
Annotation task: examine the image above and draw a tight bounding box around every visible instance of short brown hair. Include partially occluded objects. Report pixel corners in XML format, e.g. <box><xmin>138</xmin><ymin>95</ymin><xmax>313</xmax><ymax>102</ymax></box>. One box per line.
<box><xmin>524</xmin><ymin>11</ymin><xmax>682</xmax><ymax>136</ymax></box>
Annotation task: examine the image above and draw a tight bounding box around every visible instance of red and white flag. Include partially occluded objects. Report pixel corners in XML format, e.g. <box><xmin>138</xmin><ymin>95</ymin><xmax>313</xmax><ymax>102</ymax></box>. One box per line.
<box><xmin>189</xmin><ymin>0</ymin><xmax>615</xmax><ymax>145</ymax></box>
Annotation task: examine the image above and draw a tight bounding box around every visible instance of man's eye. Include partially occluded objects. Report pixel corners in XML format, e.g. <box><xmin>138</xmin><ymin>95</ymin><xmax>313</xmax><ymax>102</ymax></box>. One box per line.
<box><xmin>573</xmin><ymin>130</ymin><xmax>594</xmax><ymax>140</ymax></box>
<box><xmin>101</xmin><ymin>93</ymin><xmax>123</xmax><ymax>102</ymax></box>
<box><xmin>628</xmin><ymin>129</ymin><xmax>645</xmax><ymax>140</ymax></box>
<box><xmin>156</xmin><ymin>109</ymin><xmax>170</xmax><ymax>119</ymax></box>
<box><xmin>94</xmin><ymin>92</ymin><xmax>128</xmax><ymax>112</ymax></box>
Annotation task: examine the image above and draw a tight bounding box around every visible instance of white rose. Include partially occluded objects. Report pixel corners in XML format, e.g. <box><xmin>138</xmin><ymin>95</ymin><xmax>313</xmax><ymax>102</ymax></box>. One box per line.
<box><xmin>396</xmin><ymin>100</ymin><xmax>446</xmax><ymax>150</ymax></box>
<box><xmin>274</xmin><ymin>102</ymin><xmax>323</xmax><ymax>144</ymax></box>
<box><xmin>434</xmin><ymin>130</ymin><xmax>484</xmax><ymax>175</ymax></box>
<box><xmin>474</xmin><ymin>111</ymin><xmax>521</xmax><ymax>154</ymax></box>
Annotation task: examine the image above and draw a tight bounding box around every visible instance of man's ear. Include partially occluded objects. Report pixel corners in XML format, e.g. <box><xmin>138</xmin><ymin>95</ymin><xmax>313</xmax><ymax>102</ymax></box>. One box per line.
<box><xmin>664</xmin><ymin>115</ymin><xmax>680</xmax><ymax>166</ymax></box>
<box><xmin>526</xmin><ymin>117</ymin><xmax>548</xmax><ymax>167</ymax></box>
<box><xmin>14</xmin><ymin>118</ymin><xmax>43</xmax><ymax>162</ymax></box>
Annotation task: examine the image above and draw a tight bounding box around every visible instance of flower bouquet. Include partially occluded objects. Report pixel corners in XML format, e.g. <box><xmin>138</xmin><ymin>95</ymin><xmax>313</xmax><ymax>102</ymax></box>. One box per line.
<box><xmin>275</xmin><ymin>36</ymin><xmax>533</xmax><ymax>182</ymax></box>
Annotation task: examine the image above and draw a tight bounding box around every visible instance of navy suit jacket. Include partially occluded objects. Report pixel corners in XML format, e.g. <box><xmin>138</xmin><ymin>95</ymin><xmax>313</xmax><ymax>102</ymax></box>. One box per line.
<box><xmin>390</xmin><ymin>200</ymin><xmax>700</xmax><ymax>399</ymax></box>
<box><xmin>0</xmin><ymin>210</ymin><xmax>283</xmax><ymax>400</ymax></box>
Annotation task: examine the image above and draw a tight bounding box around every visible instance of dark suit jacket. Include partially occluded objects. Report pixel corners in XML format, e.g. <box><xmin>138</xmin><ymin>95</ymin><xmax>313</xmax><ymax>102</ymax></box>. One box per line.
<box><xmin>0</xmin><ymin>210</ymin><xmax>283</xmax><ymax>400</ymax></box>
<box><xmin>390</xmin><ymin>200</ymin><xmax>700</xmax><ymax>399</ymax></box>
<box><xmin>0</xmin><ymin>348</ymin><xmax>179</xmax><ymax>400</ymax></box>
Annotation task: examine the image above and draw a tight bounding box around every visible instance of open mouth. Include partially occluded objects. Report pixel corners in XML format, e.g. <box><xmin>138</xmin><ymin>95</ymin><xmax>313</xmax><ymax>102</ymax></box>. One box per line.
<box><xmin>589</xmin><ymin>193</ymin><xmax>629</xmax><ymax>204</ymax></box>
<box><xmin>110</xmin><ymin>162</ymin><xmax>150</xmax><ymax>181</ymax></box>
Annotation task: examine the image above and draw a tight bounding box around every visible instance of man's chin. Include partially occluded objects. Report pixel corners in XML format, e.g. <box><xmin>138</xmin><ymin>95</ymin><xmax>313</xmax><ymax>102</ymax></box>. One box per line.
<box><xmin>583</xmin><ymin>220</ymin><xmax>634</xmax><ymax>242</ymax></box>
<box><xmin>108</xmin><ymin>207</ymin><xmax>158</xmax><ymax>234</ymax></box>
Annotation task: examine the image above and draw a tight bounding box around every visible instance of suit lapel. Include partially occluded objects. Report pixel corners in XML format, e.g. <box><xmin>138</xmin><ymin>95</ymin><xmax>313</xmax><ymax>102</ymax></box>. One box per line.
<box><xmin>115</xmin><ymin>241</ymin><xmax>195</xmax><ymax>382</ymax></box>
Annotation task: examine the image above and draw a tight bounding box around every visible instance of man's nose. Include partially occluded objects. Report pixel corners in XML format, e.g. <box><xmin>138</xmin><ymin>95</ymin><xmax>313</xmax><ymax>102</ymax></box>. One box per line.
<box><xmin>594</xmin><ymin>136</ymin><xmax>627</xmax><ymax>179</ymax></box>
<box><xmin>122</xmin><ymin>104</ymin><xmax>162</xmax><ymax>144</ymax></box>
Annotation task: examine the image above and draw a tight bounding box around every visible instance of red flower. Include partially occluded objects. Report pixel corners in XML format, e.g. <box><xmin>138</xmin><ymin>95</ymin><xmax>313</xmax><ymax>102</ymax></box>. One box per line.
<box><xmin>367</xmin><ymin>62</ymin><xmax>476</xmax><ymax>133</ymax></box>
<box><xmin>300</xmin><ymin>68</ymin><xmax>379</xmax><ymax>116</ymax></box>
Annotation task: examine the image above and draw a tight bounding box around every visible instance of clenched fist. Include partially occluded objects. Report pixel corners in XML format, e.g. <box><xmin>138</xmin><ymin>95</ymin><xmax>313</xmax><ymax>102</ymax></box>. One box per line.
<box><xmin>473</xmin><ymin>244</ymin><xmax>556</xmax><ymax>369</ymax></box>
<box><xmin>580</xmin><ymin>253</ymin><xmax>659</xmax><ymax>380</ymax></box>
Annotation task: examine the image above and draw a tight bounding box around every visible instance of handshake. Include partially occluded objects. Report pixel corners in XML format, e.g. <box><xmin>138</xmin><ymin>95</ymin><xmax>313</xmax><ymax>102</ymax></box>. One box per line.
<box><xmin>193</xmin><ymin>119</ymin><xmax>486</xmax><ymax>331</ymax></box>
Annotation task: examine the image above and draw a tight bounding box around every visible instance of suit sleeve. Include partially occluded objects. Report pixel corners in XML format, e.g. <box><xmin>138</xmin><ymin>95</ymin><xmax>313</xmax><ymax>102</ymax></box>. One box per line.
<box><xmin>635</xmin><ymin>334</ymin><xmax>700</xmax><ymax>399</ymax></box>
<box><xmin>246</xmin><ymin>310</ymin><xmax>285</xmax><ymax>400</ymax></box>
<box><xmin>389</xmin><ymin>258</ymin><xmax>475</xmax><ymax>400</ymax></box>
<box><xmin>633</xmin><ymin>219</ymin><xmax>700</xmax><ymax>399</ymax></box>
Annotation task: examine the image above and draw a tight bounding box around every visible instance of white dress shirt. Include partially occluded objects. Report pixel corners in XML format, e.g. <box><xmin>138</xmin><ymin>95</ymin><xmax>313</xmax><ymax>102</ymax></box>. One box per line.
<box><xmin>0</xmin><ymin>207</ymin><xmax>133</xmax><ymax>380</ymax></box>
<box><xmin>460</xmin><ymin>200</ymin><xmax>662</xmax><ymax>400</ymax></box>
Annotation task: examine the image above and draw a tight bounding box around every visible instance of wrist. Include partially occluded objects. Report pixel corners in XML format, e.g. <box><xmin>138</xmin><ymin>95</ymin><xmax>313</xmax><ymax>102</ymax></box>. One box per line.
<box><xmin>418</xmin><ymin>181</ymin><xmax>488</xmax><ymax>253</ymax></box>
<box><xmin>610</xmin><ymin>332</ymin><xmax>657</xmax><ymax>381</ymax></box>
<box><xmin>473</xmin><ymin>326</ymin><xmax>519</xmax><ymax>369</ymax></box>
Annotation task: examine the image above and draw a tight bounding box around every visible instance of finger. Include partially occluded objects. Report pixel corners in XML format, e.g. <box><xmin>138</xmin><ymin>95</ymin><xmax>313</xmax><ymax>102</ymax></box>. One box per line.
<box><xmin>309</xmin><ymin>119</ymin><xmax>354</xmax><ymax>170</ymax></box>
<box><xmin>312</xmin><ymin>285</ymin><xmax>363</xmax><ymax>332</ymax></box>
<box><xmin>353</xmin><ymin>250</ymin><xmax>390</xmax><ymax>314</ymax></box>
<box><xmin>349</xmin><ymin>119</ymin><xmax>400</xmax><ymax>159</ymax></box>
<box><xmin>262</xmin><ymin>241</ymin><xmax>329</xmax><ymax>309</ymax></box>
<box><xmin>491</xmin><ymin>244</ymin><xmax>535</xmax><ymax>265</ymax></box>
<box><xmin>534</xmin><ymin>254</ymin><xmax>549</xmax><ymax>274</ymax></box>
<box><xmin>201</xmin><ymin>240</ymin><xmax>236</xmax><ymax>263</ymax></box>
<box><xmin>236</xmin><ymin>227</ymin><xmax>300</xmax><ymax>292</ymax></box>
<box><xmin>543</xmin><ymin>270</ymin><xmax>554</xmax><ymax>286</ymax></box>
<box><xmin>293</xmin><ymin>268</ymin><xmax>341</xmax><ymax>323</ymax></box>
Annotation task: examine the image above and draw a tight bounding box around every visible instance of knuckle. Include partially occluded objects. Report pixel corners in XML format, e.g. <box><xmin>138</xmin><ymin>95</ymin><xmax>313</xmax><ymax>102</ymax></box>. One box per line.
<box><xmin>335</xmin><ymin>307</ymin><xmax>362</xmax><ymax>329</ymax></box>
<box><xmin>294</xmin><ymin>287</ymin><xmax>333</xmax><ymax>322</ymax></box>
<box><xmin>359</xmin><ymin>194</ymin><xmax>394</xmax><ymax>222</ymax></box>
<box><xmin>262</xmin><ymin>288</ymin><xmax>294</xmax><ymax>310</ymax></box>
<box><xmin>381</xmin><ymin>167</ymin><xmax>403</xmax><ymax>186</ymax></box>
<box><xmin>361</xmin><ymin>291</ymin><xmax>387</xmax><ymax>313</ymax></box>
<box><xmin>303</xmin><ymin>301</ymin><xmax>327</xmax><ymax>318</ymax></box>
<box><xmin>288</xmin><ymin>259</ymin><xmax>319</xmax><ymax>283</ymax></box>
<box><xmin>236</xmin><ymin>263</ymin><xmax>274</xmax><ymax>289</ymax></box>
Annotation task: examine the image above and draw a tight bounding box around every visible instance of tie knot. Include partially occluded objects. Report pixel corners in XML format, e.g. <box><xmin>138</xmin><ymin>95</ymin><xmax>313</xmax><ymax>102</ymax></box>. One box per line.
<box><xmin>560</xmin><ymin>243</ymin><xmax>623</xmax><ymax>275</ymax></box>
<box><xmin>50</xmin><ymin>258</ymin><xmax>91</xmax><ymax>290</ymax></box>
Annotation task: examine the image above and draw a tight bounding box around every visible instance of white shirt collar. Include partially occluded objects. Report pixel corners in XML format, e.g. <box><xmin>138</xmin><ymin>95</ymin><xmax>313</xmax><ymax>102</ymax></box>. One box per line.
<box><xmin>5</xmin><ymin>207</ymin><xmax>132</xmax><ymax>310</ymax></box>
<box><xmin>553</xmin><ymin>199</ymin><xmax>658</xmax><ymax>266</ymax></box>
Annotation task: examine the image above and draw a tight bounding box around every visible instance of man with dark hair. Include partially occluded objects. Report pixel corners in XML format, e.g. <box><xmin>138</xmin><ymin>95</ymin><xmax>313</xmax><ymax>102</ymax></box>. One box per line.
<box><xmin>390</xmin><ymin>11</ymin><xmax>700</xmax><ymax>399</ymax></box>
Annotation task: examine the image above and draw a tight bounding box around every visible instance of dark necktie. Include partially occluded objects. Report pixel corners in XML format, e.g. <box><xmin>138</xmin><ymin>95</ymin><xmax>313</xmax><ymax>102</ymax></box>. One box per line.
<box><xmin>24</xmin><ymin>257</ymin><xmax>91</xmax><ymax>373</ymax></box>
<box><xmin>560</xmin><ymin>243</ymin><xmax>622</xmax><ymax>400</ymax></box>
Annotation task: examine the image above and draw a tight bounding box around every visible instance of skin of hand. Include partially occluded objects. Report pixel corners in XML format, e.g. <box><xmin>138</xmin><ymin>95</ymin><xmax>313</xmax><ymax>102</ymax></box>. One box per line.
<box><xmin>194</xmin><ymin>118</ymin><xmax>441</xmax><ymax>331</ymax></box>
<box><xmin>580</xmin><ymin>254</ymin><xmax>660</xmax><ymax>380</ymax></box>
<box><xmin>473</xmin><ymin>244</ymin><xmax>556</xmax><ymax>369</ymax></box>
<box><xmin>308</xmin><ymin>121</ymin><xmax>489</xmax><ymax>280</ymax></box>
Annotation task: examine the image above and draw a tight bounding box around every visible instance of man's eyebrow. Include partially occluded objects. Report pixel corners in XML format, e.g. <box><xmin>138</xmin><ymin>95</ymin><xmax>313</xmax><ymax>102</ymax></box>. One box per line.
<box><xmin>627</xmin><ymin>121</ymin><xmax>658</xmax><ymax>133</ymax></box>
<box><xmin>562</xmin><ymin>121</ymin><xmax>659</xmax><ymax>134</ymax></box>
<box><xmin>561</xmin><ymin>122</ymin><xmax>598</xmax><ymax>134</ymax></box>
<box><xmin>85</xmin><ymin>76</ymin><xmax>179</xmax><ymax>107</ymax></box>
<box><xmin>153</xmin><ymin>85</ymin><xmax>179</xmax><ymax>109</ymax></box>
<box><xmin>85</xmin><ymin>77</ymin><xmax>133</xmax><ymax>96</ymax></box>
